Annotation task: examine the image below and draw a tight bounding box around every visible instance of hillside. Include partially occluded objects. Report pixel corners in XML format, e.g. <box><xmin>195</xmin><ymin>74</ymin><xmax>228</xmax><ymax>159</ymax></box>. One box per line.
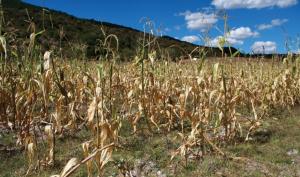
<box><xmin>1</xmin><ymin>0</ymin><xmax>239</xmax><ymax>60</ymax></box>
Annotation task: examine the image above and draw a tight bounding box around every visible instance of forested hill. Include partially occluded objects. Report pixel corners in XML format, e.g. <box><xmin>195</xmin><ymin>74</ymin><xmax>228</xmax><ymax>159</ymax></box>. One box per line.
<box><xmin>1</xmin><ymin>0</ymin><xmax>239</xmax><ymax>60</ymax></box>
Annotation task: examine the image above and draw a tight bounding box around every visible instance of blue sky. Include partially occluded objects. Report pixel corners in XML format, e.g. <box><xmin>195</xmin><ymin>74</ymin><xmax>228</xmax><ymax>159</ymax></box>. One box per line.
<box><xmin>23</xmin><ymin>0</ymin><xmax>300</xmax><ymax>53</ymax></box>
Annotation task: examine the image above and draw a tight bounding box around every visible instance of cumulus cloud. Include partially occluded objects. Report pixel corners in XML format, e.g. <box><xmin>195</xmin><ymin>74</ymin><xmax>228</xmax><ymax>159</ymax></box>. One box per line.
<box><xmin>258</xmin><ymin>19</ymin><xmax>288</xmax><ymax>30</ymax></box>
<box><xmin>180</xmin><ymin>11</ymin><xmax>218</xmax><ymax>31</ymax></box>
<box><xmin>208</xmin><ymin>27</ymin><xmax>259</xmax><ymax>46</ymax></box>
<box><xmin>228</xmin><ymin>27</ymin><xmax>259</xmax><ymax>39</ymax></box>
<box><xmin>209</xmin><ymin>36</ymin><xmax>243</xmax><ymax>46</ymax></box>
<box><xmin>251</xmin><ymin>41</ymin><xmax>277</xmax><ymax>54</ymax></box>
<box><xmin>212</xmin><ymin>0</ymin><xmax>298</xmax><ymax>9</ymax></box>
<box><xmin>181</xmin><ymin>35</ymin><xmax>200</xmax><ymax>43</ymax></box>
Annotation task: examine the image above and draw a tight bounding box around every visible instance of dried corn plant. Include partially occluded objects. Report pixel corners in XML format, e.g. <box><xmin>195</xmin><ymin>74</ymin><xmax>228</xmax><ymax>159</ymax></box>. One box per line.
<box><xmin>1</xmin><ymin>6</ymin><xmax>300</xmax><ymax>176</ymax></box>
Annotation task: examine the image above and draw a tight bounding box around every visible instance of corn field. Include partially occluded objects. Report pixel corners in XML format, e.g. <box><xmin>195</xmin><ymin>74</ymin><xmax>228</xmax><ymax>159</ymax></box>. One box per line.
<box><xmin>1</xmin><ymin>39</ymin><xmax>300</xmax><ymax>176</ymax></box>
<box><xmin>1</xmin><ymin>5</ymin><xmax>300</xmax><ymax>176</ymax></box>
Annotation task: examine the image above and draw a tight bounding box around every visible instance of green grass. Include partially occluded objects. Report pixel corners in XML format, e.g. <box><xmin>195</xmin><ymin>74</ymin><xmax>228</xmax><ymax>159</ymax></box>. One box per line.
<box><xmin>1</xmin><ymin>108</ymin><xmax>300</xmax><ymax>177</ymax></box>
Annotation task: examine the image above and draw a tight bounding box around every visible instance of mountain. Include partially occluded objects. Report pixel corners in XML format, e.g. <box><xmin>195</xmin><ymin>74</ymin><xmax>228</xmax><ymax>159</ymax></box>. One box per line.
<box><xmin>1</xmin><ymin>0</ymin><xmax>240</xmax><ymax>60</ymax></box>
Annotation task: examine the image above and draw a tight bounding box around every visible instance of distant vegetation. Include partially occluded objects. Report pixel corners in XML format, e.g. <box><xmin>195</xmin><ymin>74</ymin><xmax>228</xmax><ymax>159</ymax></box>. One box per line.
<box><xmin>2</xmin><ymin>1</ymin><xmax>300</xmax><ymax>177</ymax></box>
<box><xmin>2</xmin><ymin>0</ymin><xmax>240</xmax><ymax>60</ymax></box>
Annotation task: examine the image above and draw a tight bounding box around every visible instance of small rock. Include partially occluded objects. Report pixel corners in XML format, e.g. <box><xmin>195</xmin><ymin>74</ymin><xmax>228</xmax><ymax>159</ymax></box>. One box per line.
<box><xmin>287</xmin><ymin>149</ymin><xmax>298</xmax><ymax>156</ymax></box>
<box><xmin>157</xmin><ymin>170</ymin><xmax>166</xmax><ymax>177</ymax></box>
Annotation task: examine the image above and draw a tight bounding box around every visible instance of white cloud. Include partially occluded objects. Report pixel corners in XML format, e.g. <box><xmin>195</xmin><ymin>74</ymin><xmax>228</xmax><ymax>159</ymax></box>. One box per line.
<box><xmin>181</xmin><ymin>35</ymin><xmax>200</xmax><ymax>43</ymax></box>
<box><xmin>228</xmin><ymin>27</ymin><xmax>259</xmax><ymax>39</ymax></box>
<box><xmin>208</xmin><ymin>27</ymin><xmax>259</xmax><ymax>46</ymax></box>
<box><xmin>258</xmin><ymin>19</ymin><xmax>288</xmax><ymax>30</ymax></box>
<box><xmin>209</xmin><ymin>36</ymin><xmax>244</xmax><ymax>46</ymax></box>
<box><xmin>251</xmin><ymin>41</ymin><xmax>277</xmax><ymax>54</ymax></box>
<box><xmin>208</xmin><ymin>37</ymin><xmax>219</xmax><ymax>46</ymax></box>
<box><xmin>212</xmin><ymin>0</ymin><xmax>298</xmax><ymax>9</ymax></box>
<box><xmin>180</xmin><ymin>11</ymin><xmax>218</xmax><ymax>31</ymax></box>
<box><xmin>226</xmin><ymin>37</ymin><xmax>244</xmax><ymax>45</ymax></box>
<box><xmin>208</xmin><ymin>37</ymin><xmax>221</xmax><ymax>46</ymax></box>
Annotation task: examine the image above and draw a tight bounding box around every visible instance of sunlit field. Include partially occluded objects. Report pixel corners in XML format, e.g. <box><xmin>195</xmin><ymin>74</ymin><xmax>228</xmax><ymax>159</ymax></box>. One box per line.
<box><xmin>1</xmin><ymin>50</ymin><xmax>300</xmax><ymax>176</ymax></box>
<box><xmin>1</xmin><ymin>0</ymin><xmax>300</xmax><ymax>177</ymax></box>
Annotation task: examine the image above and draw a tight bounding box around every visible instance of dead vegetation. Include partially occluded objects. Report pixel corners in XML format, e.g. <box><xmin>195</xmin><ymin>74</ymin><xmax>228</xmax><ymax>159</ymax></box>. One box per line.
<box><xmin>1</xmin><ymin>2</ymin><xmax>300</xmax><ymax>177</ymax></box>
